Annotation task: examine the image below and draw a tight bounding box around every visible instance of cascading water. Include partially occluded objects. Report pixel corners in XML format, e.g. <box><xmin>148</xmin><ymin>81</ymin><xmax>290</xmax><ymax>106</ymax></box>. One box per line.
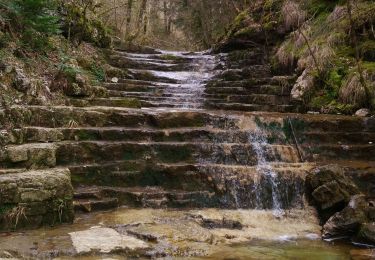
<box><xmin>127</xmin><ymin>50</ymin><xmax>219</xmax><ymax>109</ymax></box>
<box><xmin>248</xmin><ymin>128</ymin><xmax>283</xmax><ymax>215</ymax></box>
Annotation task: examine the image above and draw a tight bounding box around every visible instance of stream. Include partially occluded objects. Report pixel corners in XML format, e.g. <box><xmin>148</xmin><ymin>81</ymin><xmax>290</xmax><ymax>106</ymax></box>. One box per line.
<box><xmin>0</xmin><ymin>49</ymin><xmax>371</xmax><ymax>259</ymax></box>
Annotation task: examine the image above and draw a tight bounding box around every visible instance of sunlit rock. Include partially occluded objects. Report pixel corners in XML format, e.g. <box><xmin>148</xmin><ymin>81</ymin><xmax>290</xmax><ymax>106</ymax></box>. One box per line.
<box><xmin>69</xmin><ymin>227</ymin><xmax>148</xmax><ymax>254</ymax></box>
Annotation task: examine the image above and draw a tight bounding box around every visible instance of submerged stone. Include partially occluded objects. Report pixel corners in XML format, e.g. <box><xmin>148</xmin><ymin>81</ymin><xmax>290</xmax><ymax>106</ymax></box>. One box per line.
<box><xmin>322</xmin><ymin>195</ymin><xmax>369</xmax><ymax>239</ymax></box>
<box><xmin>69</xmin><ymin>227</ymin><xmax>148</xmax><ymax>254</ymax></box>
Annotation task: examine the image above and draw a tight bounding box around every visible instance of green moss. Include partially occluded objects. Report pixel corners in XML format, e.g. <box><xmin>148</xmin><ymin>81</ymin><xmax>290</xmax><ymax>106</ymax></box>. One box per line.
<box><xmin>360</xmin><ymin>40</ymin><xmax>375</xmax><ymax>62</ymax></box>
<box><xmin>362</xmin><ymin>61</ymin><xmax>375</xmax><ymax>72</ymax></box>
<box><xmin>115</xmin><ymin>98</ymin><xmax>142</xmax><ymax>108</ymax></box>
<box><xmin>234</xmin><ymin>27</ymin><xmax>257</xmax><ymax>38</ymax></box>
<box><xmin>89</xmin><ymin>64</ymin><xmax>105</xmax><ymax>82</ymax></box>
<box><xmin>0</xmin><ymin>204</ymin><xmax>15</xmax><ymax>216</ymax></box>
<box><xmin>309</xmin><ymin>95</ymin><xmax>333</xmax><ymax>109</ymax></box>
<box><xmin>282</xmin><ymin>118</ymin><xmax>306</xmax><ymax>142</ymax></box>
<box><xmin>306</xmin><ymin>0</ymin><xmax>340</xmax><ymax>16</ymax></box>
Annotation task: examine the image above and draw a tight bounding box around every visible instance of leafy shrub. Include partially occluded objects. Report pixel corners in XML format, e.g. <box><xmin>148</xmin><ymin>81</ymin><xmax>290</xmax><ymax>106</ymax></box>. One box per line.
<box><xmin>0</xmin><ymin>0</ymin><xmax>60</xmax><ymax>49</ymax></box>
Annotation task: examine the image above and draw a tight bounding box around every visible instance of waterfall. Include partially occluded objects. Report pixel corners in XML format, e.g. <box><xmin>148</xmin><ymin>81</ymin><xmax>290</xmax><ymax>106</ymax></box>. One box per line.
<box><xmin>148</xmin><ymin>50</ymin><xmax>218</xmax><ymax>109</ymax></box>
<box><xmin>249</xmin><ymin>128</ymin><xmax>284</xmax><ymax>216</ymax></box>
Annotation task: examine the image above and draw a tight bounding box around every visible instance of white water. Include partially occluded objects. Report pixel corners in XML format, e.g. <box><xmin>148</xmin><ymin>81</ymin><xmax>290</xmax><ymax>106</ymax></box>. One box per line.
<box><xmin>249</xmin><ymin>129</ymin><xmax>284</xmax><ymax>216</ymax></box>
<box><xmin>126</xmin><ymin>50</ymin><xmax>219</xmax><ymax>109</ymax></box>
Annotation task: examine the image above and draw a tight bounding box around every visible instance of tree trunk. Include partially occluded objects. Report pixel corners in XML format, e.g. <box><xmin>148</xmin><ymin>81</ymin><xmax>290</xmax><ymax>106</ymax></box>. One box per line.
<box><xmin>124</xmin><ymin>0</ymin><xmax>133</xmax><ymax>38</ymax></box>
<box><xmin>138</xmin><ymin>0</ymin><xmax>148</xmax><ymax>28</ymax></box>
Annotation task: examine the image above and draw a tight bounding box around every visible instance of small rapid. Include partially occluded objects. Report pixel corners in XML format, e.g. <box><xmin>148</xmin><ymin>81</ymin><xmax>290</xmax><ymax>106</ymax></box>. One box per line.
<box><xmin>125</xmin><ymin>50</ymin><xmax>219</xmax><ymax>109</ymax></box>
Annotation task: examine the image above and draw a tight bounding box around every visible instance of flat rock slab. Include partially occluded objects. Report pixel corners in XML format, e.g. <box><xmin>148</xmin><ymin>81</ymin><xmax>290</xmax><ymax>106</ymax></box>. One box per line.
<box><xmin>69</xmin><ymin>227</ymin><xmax>148</xmax><ymax>254</ymax></box>
<box><xmin>0</xmin><ymin>208</ymin><xmax>349</xmax><ymax>258</ymax></box>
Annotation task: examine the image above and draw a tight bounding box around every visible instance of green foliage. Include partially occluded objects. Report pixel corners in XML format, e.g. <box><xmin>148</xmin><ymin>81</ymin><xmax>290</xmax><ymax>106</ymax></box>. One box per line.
<box><xmin>89</xmin><ymin>63</ymin><xmax>105</xmax><ymax>82</ymax></box>
<box><xmin>0</xmin><ymin>0</ymin><xmax>60</xmax><ymax>49</ymax></box>
<box><xmin>305</xmin><ymin>0</ymin><xmax>341</xmax><ymax>16</ymax></box>
<box><xmin>57</xmin><ymin>54</ymin><xmax>82</xmax><ymax>82</ymax></box>
<box><xmin>0</xmin><ymin>204</ymin><xmax>14</xmax><ymax>216</ymax></box>
<box><xmin>60</xmin><ymin>1</ymin><xmax>112</xmax><ymax>48</ymax></box>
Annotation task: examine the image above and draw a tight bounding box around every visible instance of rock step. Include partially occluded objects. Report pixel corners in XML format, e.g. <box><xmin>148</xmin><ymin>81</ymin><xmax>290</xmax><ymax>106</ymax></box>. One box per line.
<box><xmin>10</xmin><ymin>126</ymin><xmax>375</xmax><ymax>148</ymax></box>
<box><xmin>74</xmin><ymin>197</ymin><xmax>119</xmax><ymax>213</ymax></box>
<box><xmin>2</xmin><ymin>140</ymin><xmax>373</xmax><ymax>170</ymax></box>
<box><xmin>205</xmin><ymin>102</ymin><xmax>296</xmax><ymax>113</ymax></box>
<box><xmin>113</xmin><ymin>78</ymin><xmax>159</xmax><ymax>86</ymax></box>
<box><xmin>127</xmin><ymin>70</ymin><xmax>180</xmax><ymax>84</ymax></box>
<box><xmin>54</xmin><ymin>141</ymin><xmax>300</xmax><ymax>166</ymax></box>
<box><xmin>218</xmin><ymin>66</ymin><xmax>273</xmax><ymax>80</ymax></box>
<box><xmin>67</xmin><ymin>98</ymin><xmax>141</xmax><ymax>108</ymax></box>
<box><xmin>109</xmin><ymin>57</ymin><xmax>192</xmax><ymax>71</ymax></box>
<box><xmin>205</xmin><ymin>85</ymin><xmax>292</xmax><ymax>96</ymax></box>
<box><xmin>5</xmin><ymin>106</ymin><xmax>375</xmax><ymax>131</ymax></box>
<box><xmin>75</xmin><ymin>186</ymin><xmax>215</xmax><ymax>208</ymax></box>
<box><xmin>301</xmin><ymin>144</ymin><xmax>375</xmax><ymax>161</ymax></box>
<box><xmin>6</xmin><ymin>106</ymin><xmax>210</xmax><ymax>128</ymax></box>
<box><xmin>104</xmin><ymin>83</ymin><xmax>207</xmax><ymax>94</ymax></box>
<box><xmin>68</xmin><ymin>160</ymin><xmax>312</xmax><ymax>194</ymax></box>
<box><xmin>207</xmin><ymin>77</ymin><xmax>296</xmax><ymax>87</ymax></box>
<box><xmin>104</xmin><ymin>83</ymin><xmax>155</xmax><ymax>92</ymax></box>
<box><xmin>140</xmin><ymin>100</ymin><xmax>204</xmax><ymax>109</ymax></box>
<box><xmin>0</xmin><ymin>168</ymin><xmax>74</xmax><ymax>230</ymax></box>
<box><xmin>111</xmin><ymin>50</ymin><xmax>195</xmax><ymax>63</ymax></box>
<box><xmin>0</xmin><ymin>143</ymin><xmax>56</xmax><ymax>169</ymax></box>
<box><xmin>109</xmin><ymin>91</ymin><xmax>196</xmax><ymax>98</ymax></box>
<box><xmin>206</xmin><ymin>94</ymin><xmax>291</xmax><ymax>105</ymax></box>
<box><xmin>300</xmin><ymin>131</ymin><xmax>375</xmax><ymax>145</ymax></box>
<box><xmin>18</xmin><ymin>126</ymin><xmax>288</xmax><ymax>144</ymax></box>
<box><xmin>111</xmin><ymin>94</ymin><xmax>290</xmax><ymax>107</ymax></box>
<box><xmin>116</xmin><ymin>96</ymin><xmax>209</xmax><ymax>103</ymax></box>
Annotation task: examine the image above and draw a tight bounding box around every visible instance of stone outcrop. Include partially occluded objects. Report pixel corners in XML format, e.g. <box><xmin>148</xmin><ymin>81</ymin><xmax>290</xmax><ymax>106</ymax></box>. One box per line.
<box><xmin>306</xmin><ymin>164</ymin><xmax>361</xmax><ymax>222</ymax></box>
<box><xmin>291</xmin><ymin>69</ymin><xmax>315</xmax><ymax>102</ymax></box>
<box><xmin>0</xmin><ymin>168</ymin><xmax>74</xmax><ymax>230</ymax></box>
<box><xmin>322</xmin><ymin>195</ymin><xmax>370</xmax><ymax>238</ymax></box>
<box><xmin>357</xmin><ymin>223</ymin><xmax>375</xmax><ymax>245</ymax></box>
<box><xmin>307</xmin><ymin>165</ymin><xmax>375</xmax><ymax>245</ymax></box>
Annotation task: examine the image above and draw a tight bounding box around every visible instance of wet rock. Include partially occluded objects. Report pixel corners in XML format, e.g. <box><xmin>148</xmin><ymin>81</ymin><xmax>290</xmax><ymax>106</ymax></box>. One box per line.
<box><xmin>5</xmin><ymin>143</ymin><xmax>57</xmax><ymax>169</ymax></box>
<box><xmin>306</xmin><ymin>164</ymin><xmax>360</xmax><ymax>222</ymax></box>
<box><xmin>357</xmin><ymin>223</ymin><xmax>375</xmax><ymax>245</ymax></box>
<box><xmin>355</xmin><ymin>109</ymin><xmax>371</xmax><ymax>117</ymax></box>
<box><xmin>0</xmin><ymin>168</ymin><xmax>74</xmax><ymax>230</ymax></box>
<box><xmin>322</xmin><ymin>195</ymin><xmax>369</xmax><ymax>239</ymax></box>
<box><xmin>69</xmin><ymin>227</ymin><xmax>149</xmax><ymax>254</ymax></box>
<box><xmin>191</xmin><ymin>214</ymin><xmax>243</xmax><ymax>230</ymax></box>
<box><xmin>291</xmin><ymin>69</ymin><xmax>315</xmax><ymax>101</ymax></box>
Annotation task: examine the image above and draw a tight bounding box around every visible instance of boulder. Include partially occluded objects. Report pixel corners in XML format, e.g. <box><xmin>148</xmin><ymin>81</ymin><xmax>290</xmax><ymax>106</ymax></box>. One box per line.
<box><xmin>357</xmin><ymin>223</ymin><xmax>375</xmax><ymax>245</ymax></box>
<box><xmin>291</xmin><ymin>69</ymin><xmax>315</xmax><ymax>102</ymax></box>
<box><xmin>322</xmin><ymin>195</ymin><xmax>369</xmax><ymax>239</ymax></box>
<box><xmin>355</xmin><ymin>108</ymin><xmax>371</xmax><ymax>117</ymax></box>
<box><xmin>0</xmin><ymin>168</ymin><xmax>74</xmax><ymax>230</ymax></box>
<box><xmin>12</xmin><ymin>68</ymin><xmax>32</xmax><ymax>93</ymax></box>
<box><xmin>306</xmin><ymin>164</ymin><xmax>360</xmax><ymax>221</ymax></box>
